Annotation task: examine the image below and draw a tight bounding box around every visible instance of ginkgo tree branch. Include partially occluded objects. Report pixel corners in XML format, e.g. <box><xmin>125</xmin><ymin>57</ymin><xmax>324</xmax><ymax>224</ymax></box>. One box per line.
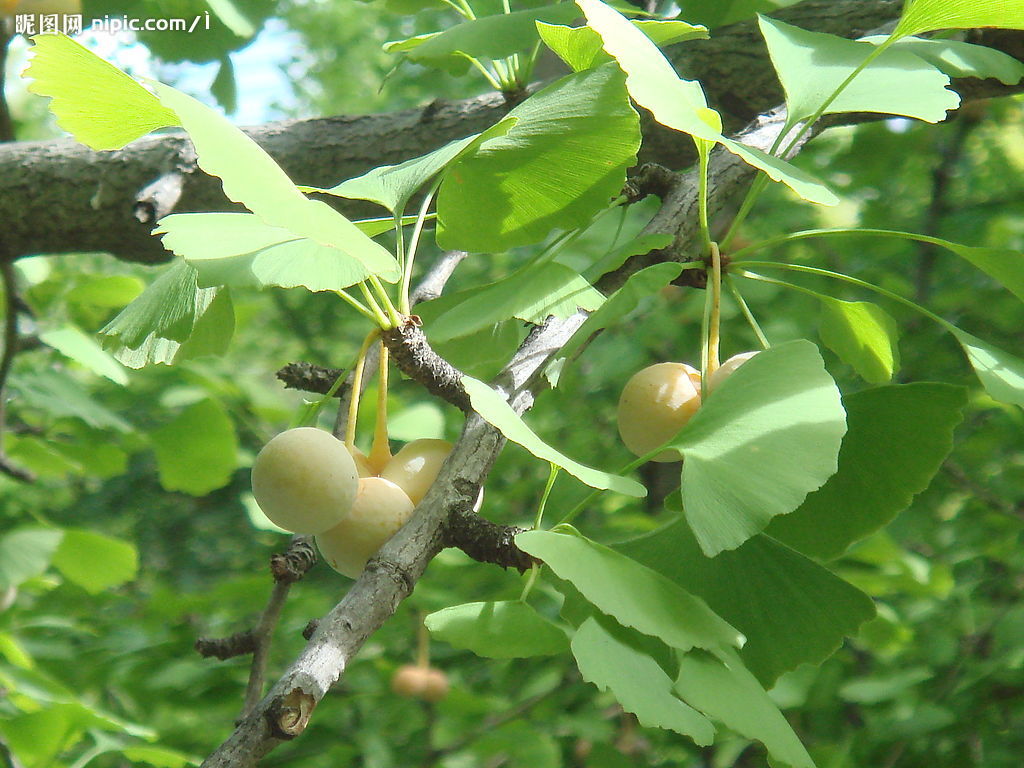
<box><xmin>199</xmin><ymin>88</ymin><xmax>781</xmax><ymax>768</ymax></box>
<box><xmin>3</xmin><ymin>0</ymin><xmax>1021</xmax><ymax>264</ymax></box>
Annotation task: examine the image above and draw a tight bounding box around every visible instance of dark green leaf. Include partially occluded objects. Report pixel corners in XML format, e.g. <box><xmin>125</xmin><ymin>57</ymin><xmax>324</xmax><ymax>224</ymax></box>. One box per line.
<box><xmin>152</xmin><ymin>399</ymin><xmax>238</xmax><ymax>496</ymax></box>
<box><xmin>437</xmin><ymin>63</ymin><xmax>641</xmax><ymax>251</ymax></box>
<box><xmin>618</xmin><ymin>517</ymin><xmax>876</xmax><ymax>685</ymax></box>
<box><xmin>767</xmin><ymin>384</ymin><xmax>967</xmax><ymax>559</ymax></box>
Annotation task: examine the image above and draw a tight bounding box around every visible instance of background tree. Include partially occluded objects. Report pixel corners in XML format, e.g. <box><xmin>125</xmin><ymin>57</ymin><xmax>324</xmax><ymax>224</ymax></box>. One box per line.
<box><xmin>0</xmin><ymin>2</ymin><xmax>1022</xmax><ymax>768</ymax></box>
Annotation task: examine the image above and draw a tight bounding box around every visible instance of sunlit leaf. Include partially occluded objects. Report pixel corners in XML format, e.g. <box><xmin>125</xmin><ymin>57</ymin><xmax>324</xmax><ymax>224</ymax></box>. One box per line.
<box><xmin>462</xmin><ymin>376</ymin><xmax>645</xmax><ymax>496</ymax></box>
<box><xmin>152</xmin><ymin>399</ymin><xmax>238</xmax><ymax>496</ymax></box>
<box><xmin>537</xmin><ymin>18</ymin><xmax>707</xmax><ymax>73</ymax></box>
<box><xmin>619</xmin><ymin>517</ymin><xmax>876</xmax><ymax>685</ymax></box>
<box><xmin>767</xmin><ymin>384</ymin><xmax>967</xmax><ymax>559</ymax></box>
<box><xmin>572</xmin><ymin>616</ymin><xmax>715</xmax><ymax>744</ymax></box>
<box><xmin>760</xmin><ymin>16</ymin><xmax>960</xmax><ymax>125</ymax></box>
<box><xmin>52</xmin><ymin>529</ymin><xmax>138</xmax><ymax>594</ymax></box>
<box><xmin>151</xmin><ymin>84</ymin><xmax>399</xmax><ymax>282</ymax></box>
<box><xmin>894</xmin><ymin>0</ymin><xmax>1024</xmax><ymax>39</ymax></box>
<box><xmin>24</xmin><ymin>34</ymin><xmax>179</xmax><ymax>150</ymax></box>
<box><xmin>516</xmin><ymin>530</ymin><xmax>744</xmax><ymax>652</ymax></box>
<box><xmin>321</xmin><ymin>118</ymin><xmax>517</xmax><ymax>214</ymax></box>
<box><xmin>425</xmin><ymin>601</ymin><xmax>569</xmax><ymax>658</ymax></box>
<box><xmin>385</xmin><ymin>3</ymin><xmax>582</xmax><ymax>68</ymax></box>
<box><xmin>667</xmin><ymin>340</ymin><xmax>846</xmax><ymax>556</ymax></box>
<box><xmin>577</xmin><ymin>0</ymin><xmax>838</xmax><ymax>205</ymax></box>
<box><xmin>675</xmin><ymin>649</ymin><xmax>815</xmax><ymax>768</ymax></box>
<box><xmin>100</xmin><ymin>261</ymin><xmax>209</xmax><ymax>349</ymax></box>
<box><xmin>818</xmin><ymin>297</ymin><xmax>900</xmax><ymax>383</ymax></box>
<box><xmin>430</xmin><ymin>262</ymin><xmax>604</xmax><ymax>342</ymax></box>
<box><xmin>437</xmin><ymin>63</ymin><xmax>641</xmax><ymax>251</ymax></box>
<box><xmin>949</xmin><ymin>328</ymin><xmax>1024</xmax><ymax>407</ymax></box>
<box><xmin>863</xmin><ymin>35</ymin><xmax>1024</xmax><ymax>85</ymax></box>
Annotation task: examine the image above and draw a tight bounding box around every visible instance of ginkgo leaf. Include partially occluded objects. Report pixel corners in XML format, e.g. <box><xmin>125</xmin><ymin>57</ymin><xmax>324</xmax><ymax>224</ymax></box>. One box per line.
<box><xmin>151</xmin><ymin>84</ymin><xmax>400</xmax><ymax>282</ymax></box>
<box><xmin>425</xmin><ymin>601</ymin><xmax>569</xmax><ymax>658</ymax></box>
<box><xmin>319</xmin><ymin>117</ymin><xmax>517</xmax><ymax>215</ymax></box>
<box><xmin>462</xmin><ymin>376</ymin><xmax>644</xmax><ymax>496</ymax></box>
<box><xmin>436</xmin><ymin>63</ymin><xmax>641</xmax><ymax>251</ymax></box>
<box><xmin>818</xmin><ymin>297</ymin><xmax>900</xmax><ymax>383</ymax></box>
<box><xmin>667</xmin><ymin>340</ymin><xmax>847</xmax><ymax>556</ymax></box>
<box><xmin>894</xmin><ymin>0</ymin><xmax>1024</xmax><ymax>40</ymax></box>
<box><xmin>862</xmin><ymin>35</ymin><xmax>1024</xmax><ymax>85</ymax></box>
<box><xmin>949</xmin><ymin>327</ymin><xmax>1024</xmax><ymax>407</ymax></box>
<box><xmin>40</xmin><ymin>326</ymin><xmax>129</xmax><ymax>385</ymax></box>
<box><xmin>572</xmin><ymin>616</ymin><xmax>715</xmax><ymax>744</ymax></box>
<box><xmin>429</xmin><ymin>262</ymin><xmax>604</xmax><ymax>342</ymax></box>
<box><xmin>576</xmin><ymin>0</ymin><xmax>838</xmax><ymax>206</ymax></box>
<box><xmin>24</xmin><ymin>34</ymin><xmax>179</xmax><ymax>151</ymax></box>
<box><xmin>760</xmin><ymin>16</ymin><xmax>960</xmax><ymax>126</ymax></box>
<box><xmin>537</xmin><ymin>18</ymin><xmax>707</xmax><ymax>73</ymax></box>
<box><xmin>516</xmin><ymin>529</ymin><xmax>743</xmax><ymax>652</ymax></box>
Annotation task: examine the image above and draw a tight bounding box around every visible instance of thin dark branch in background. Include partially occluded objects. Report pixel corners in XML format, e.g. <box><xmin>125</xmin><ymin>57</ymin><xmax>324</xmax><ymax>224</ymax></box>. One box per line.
<box><xmin>0</xmin><ymin>261</ymin><xmax>34</xmax><ymax>483</ymax></box>
<box><xmin>196</xmin><ymin>630</ymin><xmax>258</xmax><ymax>660</ymax></box>
<box><xmin>915</xmin><ymin>111</ymin><xmax>981</xmax><ymax>303</ymax></box>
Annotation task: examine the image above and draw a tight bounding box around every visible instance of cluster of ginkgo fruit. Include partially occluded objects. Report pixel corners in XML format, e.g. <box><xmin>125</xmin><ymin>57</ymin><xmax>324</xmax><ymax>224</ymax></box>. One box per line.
<box><xmin>617</xmin><ymin>351</ymin><xmax>759</xmax><ymax>461</ymax></box>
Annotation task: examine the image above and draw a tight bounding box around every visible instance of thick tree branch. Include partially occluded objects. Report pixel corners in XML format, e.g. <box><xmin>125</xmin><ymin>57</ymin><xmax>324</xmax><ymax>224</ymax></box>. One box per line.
<box><xmin>5</xmin><ymin>0</ymin><xmax>1022</xmax><ymax>263</ymax></box>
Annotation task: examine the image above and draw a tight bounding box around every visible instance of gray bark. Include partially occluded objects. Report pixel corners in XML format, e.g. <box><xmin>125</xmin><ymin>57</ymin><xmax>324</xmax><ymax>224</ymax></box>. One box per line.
<box><xmin>3</xmin><ymin>0</ymin><xmax>1021</xmax><ymax>263</ymax></box>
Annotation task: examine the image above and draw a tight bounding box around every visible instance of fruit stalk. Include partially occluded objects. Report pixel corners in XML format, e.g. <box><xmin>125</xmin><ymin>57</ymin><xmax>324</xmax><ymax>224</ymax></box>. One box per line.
<box><xmin>345</xmin><ymin>329</ymin><xmax>380</xmax><ymax>450</ymax></box>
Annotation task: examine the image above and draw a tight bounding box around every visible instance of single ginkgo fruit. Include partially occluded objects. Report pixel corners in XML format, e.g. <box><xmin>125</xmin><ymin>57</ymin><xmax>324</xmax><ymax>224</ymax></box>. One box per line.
<box><xmin>380</xmin><ymin>438</ymin><xmax>453</xmax><ymax>505</ymax></box>
<box><xmin>316</xmin><ymin>476</ymin><xmax>414</xmax><ymax>578</ymax></box>
<box><xmin>707</xmin><ymin>351</ymin><xmax>759</xmax><ymax>393</ymax></box>
<box><xmin>391</xmin><ymin>664</ymin><xmax>450</xmax><ymax>703</ymax></box>
<box><xmin>251</xmin><ymin>427</ymin><xmax>359</xmax><ymax>535</ymax></box>
<box><xmin>617</xmin><ymin>362</ymin><xmax>701</xmax><ymax>462</ymax></box>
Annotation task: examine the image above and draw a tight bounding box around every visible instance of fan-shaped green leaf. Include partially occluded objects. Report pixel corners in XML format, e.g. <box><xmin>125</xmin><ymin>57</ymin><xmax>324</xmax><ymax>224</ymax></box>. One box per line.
<box><xmin>425</xmin><ymin>601</ymin><xmax>569</xmax><ymax>658</ymax></box>
<box><xmin>430</xmin><ymin>262</ymin><xmax>603</xmax><ymax>342</ymax></box>
<box><xmin>576</xmin><ymin>0</ymin><xmax>838</xmax><ymax>205</ymax></box>
<box><xmin>667</xmin><ymin>340</ymin><xmax>846</xmax><ymax>556</ymax></box>
<box><xmin>437</xmin><ymin>63</ymin><xmax>641</xmax><ymax>251</ymax></box>
<box><xmin>949</xmin><ymin>328</ymin><xmax>1024</xmax><ymax>407</ymax></box>
<box><xmin>818</xmin><ymin>297</ymin><xmax>900</xmax><ymax>383</ymax></box>
<box><xmin>760</xmin><ymin>16</ymin><xmax>960</xmax><ymax>126</ymax></box>
<box><xmin>863</xmin><ymin>35</ymin><xmax>1024</xmax><ymax>85</ymax></box>
<box><xmin>386</xmin><ymin>3</ymin><xmax>582</xmax><ymax>68</ymax></box>
<box><xmin>463</xmin><ymin>376</ymin><xmax>644</xmax><ymax>495</ymax></box>
<box><xmin>23</xmin><ymin>34</ymin><xmax>179</xmax><ymax>151</ymax></box>
<box><xmin>100</xmin><ymin>261</ymin><xmax>207</xmax><ymax>349</ymax></box>
<box><xmin>537</xmin><ymin>19</ymin><xmax>707</xmax><ymax>73</ymax></box>
<box><xmin>618</xmin><ymin>517</ymin><xmax>875</xmax><ymax>685</ymax></box>
<box><xmin>572</xmin><ymin>616</ymin><xmax>715</xmax><ymax>744</ymax></box>
<box><xmin>151</xmin><ymin>84</ymin><xmax>399</xmax><ymax>282</ymax></box>
<box><xmin>894</xmin><ymin>0</ymin><xmax>1024</xmax><ymax>40</ymax></box>
<box><xmin>675</xmin><ymin>649</ymin><xmax>815</xmax><ymax>768</ymax></box>
<box><xmin>767</xmin><ymin>384</ymin><xmax>967</xmax><ymax>559</ymax></box>
<box><xmin>321</xmin><ymin>118</ymin><xmax>517</xmax><ymax>214</ymax></box>
<box><xmin>152</xmin><ymin>399</ymin><xmax>238</xmax><ymax>496</ymax></box>
<box><xmin>52</xmin><ymin>529</ymin><xmax>138</xmax><ymax>594</ymax></box>
<box><xmin>516</xmin><ymin>530</ymin><xmax>744</xmax><ymax>652</ymax></box>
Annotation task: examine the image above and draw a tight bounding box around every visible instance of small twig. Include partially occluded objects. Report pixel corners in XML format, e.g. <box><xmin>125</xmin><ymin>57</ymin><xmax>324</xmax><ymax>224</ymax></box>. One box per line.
<box><xmin>196</xmin><ymin>630</ymin><xmax>258</xmax><ymax>660</ymax></box>
<box><xmin>381</xmin><ymin>319</ymin><xmax>471</xmax><ymax>412</ymax></box>
<box><xmin>410</xmin><ymin>251</ymin><xmax>468</xmax><ymax>304</ymax></box>
<box><xmin>624</xmin><ymin>163</ymin><xmax>678</xmax><ymax>203</ymax></box>
<box><xmin>276</xmin><ymin>362</ymin><xmax>347</xmax><ymax>396</ymax></box>
<box><xmin>444</xmin><ymin>506</ymin><xmax>535</xmax><ymax>572</ymax></box>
